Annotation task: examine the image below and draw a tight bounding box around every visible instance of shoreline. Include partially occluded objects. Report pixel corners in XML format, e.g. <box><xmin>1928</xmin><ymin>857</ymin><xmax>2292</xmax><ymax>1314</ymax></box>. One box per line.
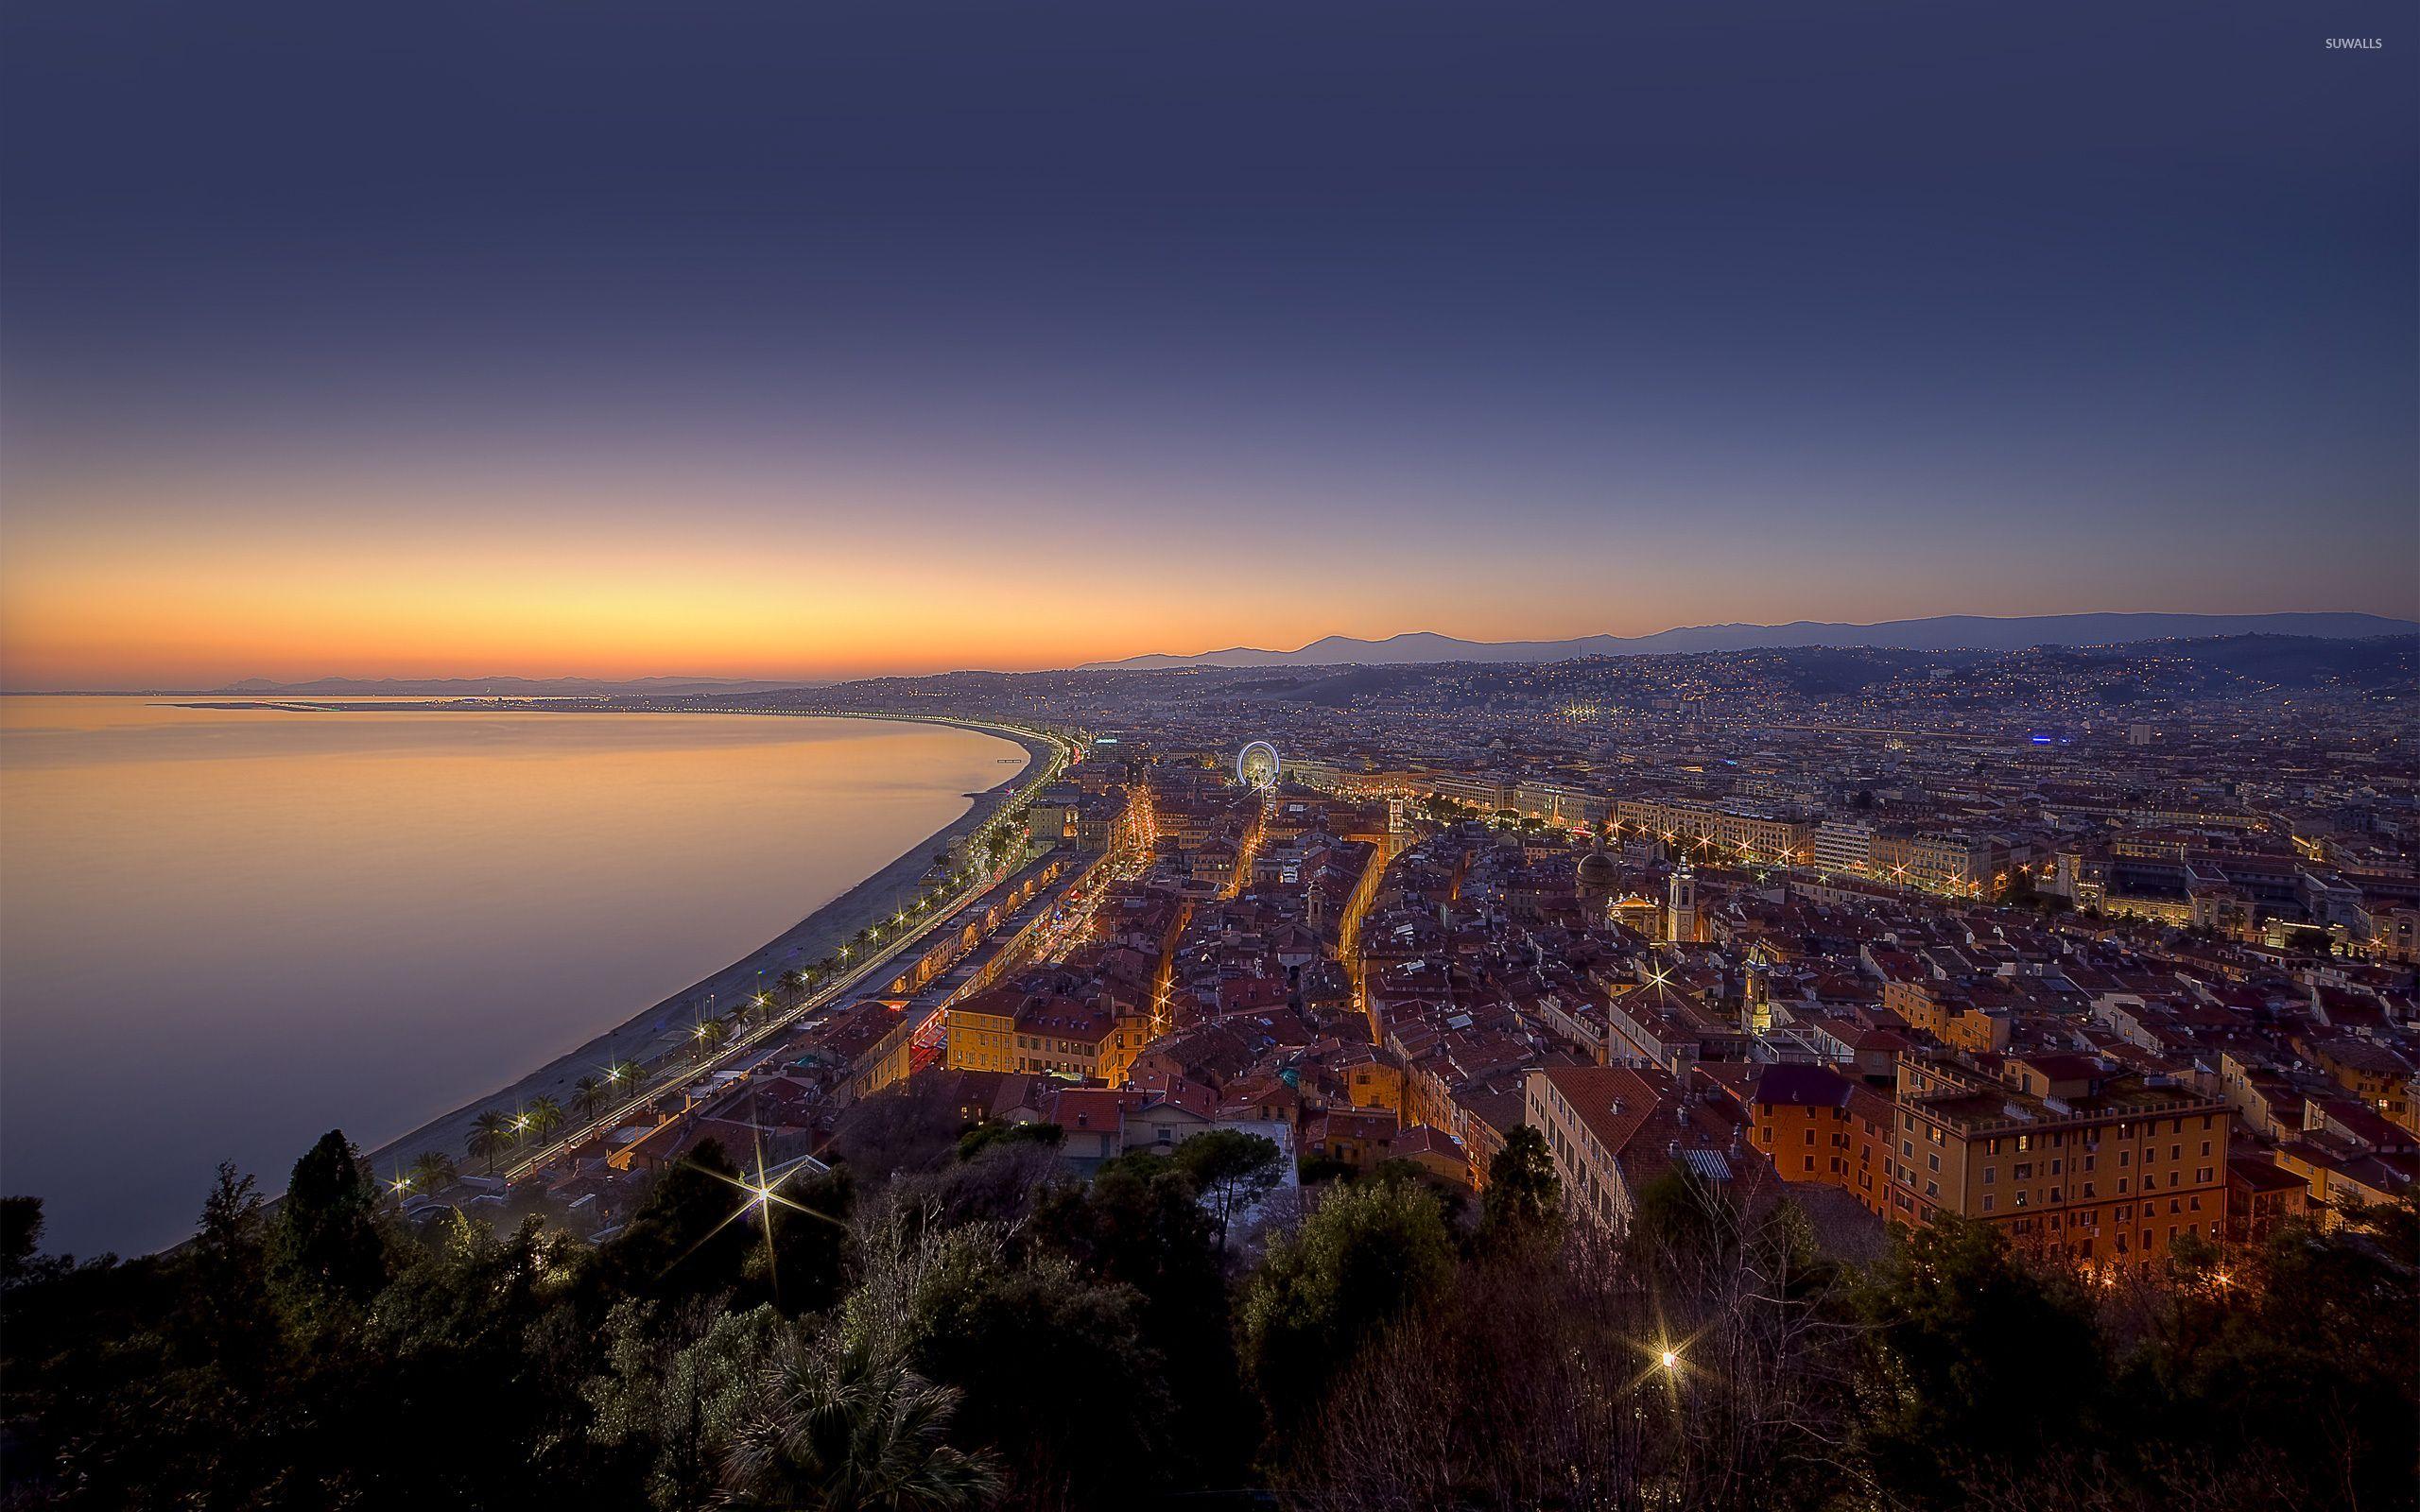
<box><xmin>359</xmin><ymin>713</ymin><xmax>1056</xmax><ymax>1179</ymax></box>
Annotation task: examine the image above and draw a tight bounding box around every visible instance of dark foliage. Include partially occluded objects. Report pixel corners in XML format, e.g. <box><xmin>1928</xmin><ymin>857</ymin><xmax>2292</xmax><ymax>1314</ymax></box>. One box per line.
<box><xmin>2</xmin><ymin>1130</ymin><xmax>2411</xmax><ymax>1512</ymax></box>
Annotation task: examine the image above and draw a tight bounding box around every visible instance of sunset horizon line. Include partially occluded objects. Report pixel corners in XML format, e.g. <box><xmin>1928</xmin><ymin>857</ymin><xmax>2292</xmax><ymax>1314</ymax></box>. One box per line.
<box><xmin>11</xmin><ymin>602</ymin><xmax>2414</xmax><ymax>695</ymax></box>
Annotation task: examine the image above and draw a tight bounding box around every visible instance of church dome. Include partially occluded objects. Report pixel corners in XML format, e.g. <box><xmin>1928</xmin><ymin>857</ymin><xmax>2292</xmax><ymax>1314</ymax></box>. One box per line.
<box><xmin>1577</xmin><ymin>849</ymin><xmax>1618</xmax><ymax>886</ymax></box>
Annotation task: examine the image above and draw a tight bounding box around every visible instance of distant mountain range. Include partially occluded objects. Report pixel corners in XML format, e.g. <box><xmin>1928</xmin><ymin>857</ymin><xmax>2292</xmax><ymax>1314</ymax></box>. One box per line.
<box><xmin>1083</xmin><ymin>612</ymin><xmax>2420</xmax><ymax>670</ymax></box>
<box><xmin>209</xmin><ymin>675</ymin><xmax>816</xmax><ymax>697</ymax></box>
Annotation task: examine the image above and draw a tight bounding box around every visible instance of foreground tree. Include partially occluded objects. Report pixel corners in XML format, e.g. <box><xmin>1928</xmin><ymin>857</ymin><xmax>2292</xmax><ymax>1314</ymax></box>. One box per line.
<box><xmin>1475</xmin><ymin>1124</ymin><xmax>1561</xmax><ymax>1252</ymax></box>
<box><xmin>277</xmin><ymin>1129</ymin><xmax>387</xmax><ymax>1311</ymax></box>
<box><xmin>1170</xmin><ymin>1128</ymin><xmax>1283</xmax><ymax>1253</ymax></box>
<box><xmin>1852</xmin><ymin>1213</ymin><xmax>2108</xmax><ymax>1505</ymax></box>
<box><xmin>601</xmin><ymin>1141</ymin><xmax>756</xmax><ymax>1303</ymax></box>
<box><xmin>1241</xmin><ymin>1177</ymin><xmax>1454</xmax><ymax>1436</ymax></box>
<box><xmin>719</xmin><ymin>1337</ymin><xmax>1001</xmax><ymax>1512</ymax></box>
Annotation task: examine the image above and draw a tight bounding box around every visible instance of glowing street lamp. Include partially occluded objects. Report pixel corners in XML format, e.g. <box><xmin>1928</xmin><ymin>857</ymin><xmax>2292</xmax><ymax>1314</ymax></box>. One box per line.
<box><xmin>1659</xmin><ymin>1348</ymin><xmax>1680</xmax><ymax>1372</ymax></box>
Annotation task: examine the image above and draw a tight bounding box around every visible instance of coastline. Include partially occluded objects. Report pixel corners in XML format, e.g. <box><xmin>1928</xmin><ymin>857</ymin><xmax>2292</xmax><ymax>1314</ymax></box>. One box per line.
<box><xmin>360</xmin><ymin>714</ymin><xmax>1054</xmax><ymax>1178</ymax></box>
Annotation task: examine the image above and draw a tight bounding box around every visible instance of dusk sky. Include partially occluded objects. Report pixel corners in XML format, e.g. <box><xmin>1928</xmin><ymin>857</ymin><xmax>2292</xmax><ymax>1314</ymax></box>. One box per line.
<box><xmin>3</xmin><ymin>0</ymin><xmax>2412</xmax><ymax>687</ymax></box>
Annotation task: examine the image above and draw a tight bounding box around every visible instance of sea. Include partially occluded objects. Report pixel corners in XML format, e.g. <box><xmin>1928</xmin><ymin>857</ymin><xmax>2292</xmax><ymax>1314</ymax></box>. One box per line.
<box><xmin>0</xmin><ymin>696</ymin><xmax>1025</xmax><ymax>1254</ymax></box>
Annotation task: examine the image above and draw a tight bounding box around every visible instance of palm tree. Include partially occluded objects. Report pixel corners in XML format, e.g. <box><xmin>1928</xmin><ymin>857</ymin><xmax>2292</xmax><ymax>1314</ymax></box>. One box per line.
<box><xmin>409</xmin><ymin>1150</ymin><xmax>458</xmax><ymax>1194</ymax></box>
<box><xmin>469</xmin><ymin>1110</ymin><xmax>511</xmax><ymax>1175</ymax></box>
<box><xmin>526</xmin><ymin>1095</ymin><xmax>564</xmax><ymax>1141</ymax></box>
<box><xmin>719</xmin><ymin>1342</ymin><xmax>1001</xmax><ymax>1511</ymax></box>
<box><xmin>573</xmin><ymin>1074</ymin><xmax>605</xmax><ymax>1121</ymax></box>
<box><xmin>604</xmin><ymin>1059</ymin><xmax>641</xmax><ymax>1096</ymax></box>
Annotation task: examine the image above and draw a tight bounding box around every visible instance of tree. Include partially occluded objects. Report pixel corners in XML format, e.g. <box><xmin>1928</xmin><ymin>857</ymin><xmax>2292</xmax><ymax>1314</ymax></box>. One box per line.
<box><xmin>408</xmin><ymin>1150</ymin><xmax>458</xmax><ymax>1194</ymax></box>
<box><xmin>585</xmin><ymin>1300</ymin><xmax>792</xmax><ymax>1511</ymax></box>
<box><xmin>1477</xmin><ymin>1124</ymin><xmax>1562</xmax><ymax>1252</ymax></box>
<box><xmin>1171</xmin><ymin>1129</ymin><xmax>1284</xmax><ymax>1253</ymax></box>
<box><xmin>470</xmin><ymin>1109</ymin><xmax>512</xmax><ymax>1174</ymax></box>
<box><xmin>719</xmin><ymin>1337</ymin><xmax>1002</xmax><ymax>1512</ymax></box>
<box><xmin>185</xmin><ymin>1162</ymin><xmax>278</xmax><ymax>1368</ymax></box>
<box><xmin>603</xmin><ymin>1140</ymin><xmax>756</xmax><ymax>1302</ymax></box>
<box><xmin>573</xmin><ymin>1074</ymin><xmax>606</xmax><ymax>1121</ymax></box>
<box><xmin>2112</xmin><ymin>1194</ymin><xmax>2420</xmax><ymax>1511</ymax></box>
<box><xmin>911</xmin><ymin>1255</ymin><xmax>1176</xmax><ymax>1506</ymax></box>
<box><xmin>277</xmin><ymin>1128</ymin><xmax>387</xmax><ymax>1310</ymax></box>
<box><xmin>1240</xmin><ymin>1177</ymin><xmax>1455</xmax><ymax>1433</ymax></box>
<box><xmin>0</xmin><ymin>1194</ymin><xmax>44</xmax><ymax>1284</ymax></box>
<box><xmin>953</xmin><ymin>1119</ymin><xmax>1063</xmax><ymax>1163</ymax></box>
<box><xmin>1035</xmin><ymin>1155</ymin><xmax>1254</xmax><ymax>1489</ymax></box>
<box><xmin>526</xmin><ymin>1095</ymin><xmax>565</xmax><ymax>1141</ymax></box>
<box><xmin>1854</xmin><ymin>1214</ymin><xmax>2105</xmax><ymax>1504</ymax></box>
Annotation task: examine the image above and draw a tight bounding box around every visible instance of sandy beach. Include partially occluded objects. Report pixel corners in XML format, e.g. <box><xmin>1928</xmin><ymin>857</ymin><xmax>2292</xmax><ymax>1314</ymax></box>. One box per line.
<box><xmin>362</xmin><ymin>715</ymin><xmax>1053</xmax><ymax>1177</ymax></box>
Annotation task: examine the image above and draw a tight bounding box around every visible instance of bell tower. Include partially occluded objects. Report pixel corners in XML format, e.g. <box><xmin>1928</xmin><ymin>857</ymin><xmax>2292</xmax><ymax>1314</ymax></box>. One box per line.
<box><xmin>1666</xmin><ymin>861</ymin><xmax>1699</xmax><ymax>944</ymax></box>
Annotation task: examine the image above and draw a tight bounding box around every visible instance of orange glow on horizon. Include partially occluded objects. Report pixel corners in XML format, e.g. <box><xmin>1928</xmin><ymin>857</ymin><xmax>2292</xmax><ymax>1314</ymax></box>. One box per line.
<box><xmin>4</xmin><ymin>451</ymin><xmax>2325</xmax><ymax>690</ymax></box>
<box><xmin>0</xmin><ymin>462</ymin><xmax>1704</xmax><ymax>687</ymax></box>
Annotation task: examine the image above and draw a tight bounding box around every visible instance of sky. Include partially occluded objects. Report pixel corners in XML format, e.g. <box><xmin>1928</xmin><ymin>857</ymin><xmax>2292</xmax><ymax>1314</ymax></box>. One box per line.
<box><xmin>3</xmin><ymin>0</ymin><xmax>2413</xmax><ymax>687</ymax></box>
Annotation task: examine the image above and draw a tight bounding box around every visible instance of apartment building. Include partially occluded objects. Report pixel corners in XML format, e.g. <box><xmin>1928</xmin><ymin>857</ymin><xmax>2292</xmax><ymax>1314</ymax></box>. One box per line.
<box><xmin>1886</xmin><ymin>1053</ymin><xmax>2232</xmax><ymax>1270</ymax></box>
<box><xmin>1612</xmin><ymin>797</ymin><xmax>1813</xmax><ymax>866</ymax></box>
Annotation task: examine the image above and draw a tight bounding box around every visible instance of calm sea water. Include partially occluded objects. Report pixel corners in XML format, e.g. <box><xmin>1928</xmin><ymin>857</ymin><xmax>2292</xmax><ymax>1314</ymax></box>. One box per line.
<box><xmin>0</xmin><ymin>697</ymin><xmax>1023</xmax><ymax>1255</ymax></box>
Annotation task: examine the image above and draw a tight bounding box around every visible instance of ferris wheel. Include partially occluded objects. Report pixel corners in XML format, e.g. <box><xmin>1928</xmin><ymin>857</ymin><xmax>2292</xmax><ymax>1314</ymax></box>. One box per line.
<box><xmin>1236</xmin><ymin>740</ymin><xmax>1281</xmax><ymax>792</ymax></box>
